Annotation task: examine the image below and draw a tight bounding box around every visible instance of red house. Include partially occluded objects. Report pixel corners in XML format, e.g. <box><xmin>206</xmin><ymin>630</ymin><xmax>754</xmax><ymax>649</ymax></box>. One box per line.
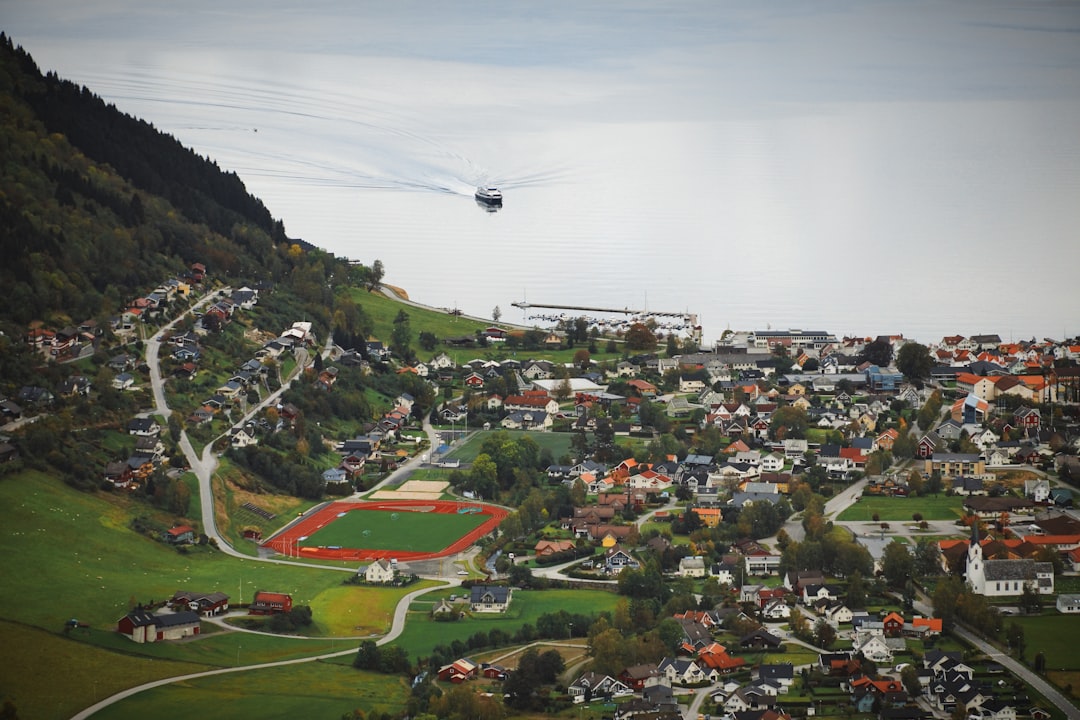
<box><xmin>882</xmin><ymin>611</ymin><xmax>905</xmax><ymax>637</ymax></box>
<box><xmin>249</xmin><ymin>591</ymin><xmax>292</xmax><ymax>615</ymax></box>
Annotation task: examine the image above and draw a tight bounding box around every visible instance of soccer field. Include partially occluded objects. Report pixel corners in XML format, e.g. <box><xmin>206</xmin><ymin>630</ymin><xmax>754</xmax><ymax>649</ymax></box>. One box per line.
<box><xmin>301</xmin><ymin>507</ymin><xmax>489</xmax><ymax>553</ymax></box>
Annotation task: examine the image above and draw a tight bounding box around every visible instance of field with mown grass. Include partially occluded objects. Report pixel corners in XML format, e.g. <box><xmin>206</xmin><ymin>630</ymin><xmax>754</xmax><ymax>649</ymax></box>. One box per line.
<box><xmin>0</xmin><ymin>471</ymin><xmax>413</xmax><ymax>641</ymax></box>
<box><xmin>92</xmin><ymin>661</ymin><xmax>409</xmax><ymax>720</ymax></box>
<box><xmin>1008</xmin><ymin>612</ymin><xmax>1080</xmax><ymax>672</ymax></box>
<box><xmin>444</xmin><ymin>429</ymin><xmax>575</xmax><ymax>463</ymax></box>
<box><xmin>836</xmin><ymin>493</ymin><xmax>964</xmax><ymax>521</ymax></box>
<box><xmin>0</xmin><ymin>621</ymin><xmax>212</xmax><ymax>720</ymax></box>
<box><xmin>391</xmin><ymin>587</ymin><xmax>621</xmax><ymax>657</ymax></box>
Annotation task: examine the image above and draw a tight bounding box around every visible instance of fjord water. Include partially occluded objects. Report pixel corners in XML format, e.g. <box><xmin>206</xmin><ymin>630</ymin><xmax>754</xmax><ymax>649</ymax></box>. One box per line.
<box><xmin>6</xmin><ymin>1</ymin><xmax>1080</xmax><ymax>343</ymax></box>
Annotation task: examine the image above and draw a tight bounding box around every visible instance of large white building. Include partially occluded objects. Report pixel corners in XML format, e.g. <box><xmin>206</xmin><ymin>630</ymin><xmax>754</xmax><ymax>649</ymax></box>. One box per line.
<box><xmin>965</xmin><ymin>524</ymin><xmax>1054</xmax><ymax>597</ymax></box>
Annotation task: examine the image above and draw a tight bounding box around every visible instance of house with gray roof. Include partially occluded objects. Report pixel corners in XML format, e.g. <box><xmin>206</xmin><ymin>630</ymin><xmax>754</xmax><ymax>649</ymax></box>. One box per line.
<box><xmin>470</xmin><ymin>585</ymin><xmax>512</xmax><ymax>612</ymax></box>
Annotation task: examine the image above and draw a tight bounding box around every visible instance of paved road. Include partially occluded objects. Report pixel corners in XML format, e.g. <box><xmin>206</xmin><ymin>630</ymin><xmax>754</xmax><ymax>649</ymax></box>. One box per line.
<box><xmin>908</xmin><ymin>595</ymin><xmax>1080</xmax><ymax>720</ymax></box>
<box><xmin>71</xmin><ymin>579</ymin><xmax>451</xmax><ymax>720</ymax></box>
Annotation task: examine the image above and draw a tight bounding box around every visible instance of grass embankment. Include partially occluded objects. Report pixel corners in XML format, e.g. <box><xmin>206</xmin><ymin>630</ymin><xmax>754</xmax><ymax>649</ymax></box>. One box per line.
<box><xmin>836</xmin><ymin>494</ymin><xmax>964</xmax><ymax>522</ymax></box>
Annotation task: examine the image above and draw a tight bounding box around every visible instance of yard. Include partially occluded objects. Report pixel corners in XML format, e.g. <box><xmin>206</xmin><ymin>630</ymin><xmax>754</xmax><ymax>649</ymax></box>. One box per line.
<box><xmin>836</xmin><ymin>493</ymin><xmax>965</xmax><ymax>521</ymax></box>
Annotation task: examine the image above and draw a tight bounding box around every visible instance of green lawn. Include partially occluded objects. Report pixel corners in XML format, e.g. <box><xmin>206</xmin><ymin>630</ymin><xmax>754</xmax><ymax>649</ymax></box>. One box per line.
<box><xmin>393</xmin><ymin>587</ymin><xmax>620</xmax><ymax>657</ymax></box>
<box><xmin>836</xmin><ymin>493</ymin><xmax>964</xmax><ymax>521</ymax></box>
<box><xmin>302</xmin><ymin>506</ymin><xmax>488</xmax><ymax>553</ymax></box>
<box><xmin>444</xmin><ymin>429</ymin><xmax>574</xmax><ymax>463</ymax></box>
<box><xmin>1009</xmin><ymin>613</ymin><xmax>1080</xmax><ymax>670</ymax></box>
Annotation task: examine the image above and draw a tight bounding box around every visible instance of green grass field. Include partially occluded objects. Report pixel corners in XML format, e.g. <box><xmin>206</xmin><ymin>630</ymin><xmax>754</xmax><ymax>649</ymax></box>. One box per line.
<box><xmin>836</xmin><ymin>493</ymin><xmax>964</xmax><ymax>521</ymax></box>
<box><xmin>444</xmin><ymin>429</ymin><xmax>575</xmax><ymax>463</ymax></box>
<box><xmin>302</xmin><ymin>507</ymin><xmax>488</xmax><ymax>553</ymax></box>
<box><xmin>1009</xmin><ymin>613</ymin><xmax>1080</xmax><ymax>670</ymax></box>
<box><xmin>393</xmin><ymin>587</ymin><xmax>621</xmax><ymax>657</ymax></box>
<box><xmin>92</xmin><ymin>661</ymin><xmax>410</xmax><ymax>720</ymax></box>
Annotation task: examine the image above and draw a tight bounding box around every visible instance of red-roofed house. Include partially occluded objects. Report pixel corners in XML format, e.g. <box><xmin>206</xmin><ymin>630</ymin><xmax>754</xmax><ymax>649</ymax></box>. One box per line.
<box><xmin>249</xmin><ymin>591</ymin><xmax>292</xmax><ymax>615</ymax></box>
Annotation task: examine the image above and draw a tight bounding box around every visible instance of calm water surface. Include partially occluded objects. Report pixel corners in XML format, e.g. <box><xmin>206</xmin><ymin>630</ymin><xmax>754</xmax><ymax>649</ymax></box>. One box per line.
<box><xmin>5</xmin><ymin>1</ymin><xmax>1080</xmax><ymax>343</ymax></box>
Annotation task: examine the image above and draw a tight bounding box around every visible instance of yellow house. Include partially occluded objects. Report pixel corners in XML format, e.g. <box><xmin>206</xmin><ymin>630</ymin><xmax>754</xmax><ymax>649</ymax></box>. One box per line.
<box><xmin>788</xmin><ymin>383</ymin><xmax>807</xmax><ymax>396</ymax></box>
<box><xmin>691</xmin><ymin>507</ymin><xmax>723</xmax><ymax>528</ymax></box>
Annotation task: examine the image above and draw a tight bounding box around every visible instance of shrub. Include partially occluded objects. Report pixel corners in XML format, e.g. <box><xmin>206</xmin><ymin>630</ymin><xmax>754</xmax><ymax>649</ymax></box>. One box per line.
<box><xmin>912</xmin><ymin>512</ymin><xmax>923</xmax><ymax>522</ymax></box>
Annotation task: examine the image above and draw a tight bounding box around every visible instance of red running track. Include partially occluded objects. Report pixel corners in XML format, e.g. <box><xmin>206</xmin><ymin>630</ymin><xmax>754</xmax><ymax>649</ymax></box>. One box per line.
<box><xmin>261</xmin><ymin>499</ymin><xmax>508</xmax><ymax>562</ymax></box>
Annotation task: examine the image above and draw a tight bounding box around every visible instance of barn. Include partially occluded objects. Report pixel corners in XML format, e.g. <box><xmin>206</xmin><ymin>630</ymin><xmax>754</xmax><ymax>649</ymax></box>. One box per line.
<box><xmin>118</xmin><ymin>606</ymin><xmax>201</xmax><ymax>643</ymax></box>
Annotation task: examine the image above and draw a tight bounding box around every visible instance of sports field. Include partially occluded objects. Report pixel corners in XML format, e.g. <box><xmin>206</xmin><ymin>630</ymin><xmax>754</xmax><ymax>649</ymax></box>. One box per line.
<box><xmin>305</xmin><ymin>507</ymin><xmax>485</xmax><ymax>552</ymax></box>
<box><xmin>263</xmin><ymin>499</ymin><xmax>508</xmax><ymax>561</ymax></box>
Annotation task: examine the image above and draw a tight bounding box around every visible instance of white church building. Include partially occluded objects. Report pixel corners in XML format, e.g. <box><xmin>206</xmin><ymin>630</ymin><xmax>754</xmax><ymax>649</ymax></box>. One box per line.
<box><xmin>965</xmin><ymin>523</ymin><xmax>1054</xmax><ymax>597</ymax></box>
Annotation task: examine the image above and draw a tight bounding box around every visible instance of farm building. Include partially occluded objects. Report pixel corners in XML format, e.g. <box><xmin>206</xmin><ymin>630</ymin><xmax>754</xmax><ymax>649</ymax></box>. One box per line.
<box><xmin>118</xmin><ymin>606</ymin><xmax>201</xmax><ymax>643</ymax></box>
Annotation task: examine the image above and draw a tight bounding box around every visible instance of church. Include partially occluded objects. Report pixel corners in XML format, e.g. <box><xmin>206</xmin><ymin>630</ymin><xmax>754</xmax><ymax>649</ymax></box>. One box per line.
<box><xmin>965</xmin><ymin>522</ymin><xmax>1054</xmax><ymax>597</ymax></box>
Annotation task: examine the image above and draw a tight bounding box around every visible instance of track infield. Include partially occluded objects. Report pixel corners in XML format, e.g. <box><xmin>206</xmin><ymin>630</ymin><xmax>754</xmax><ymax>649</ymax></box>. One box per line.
<box><xmin>262</xmin><ymin>499</ymin><xmax>507</xmax><ymax>561</ymax></box>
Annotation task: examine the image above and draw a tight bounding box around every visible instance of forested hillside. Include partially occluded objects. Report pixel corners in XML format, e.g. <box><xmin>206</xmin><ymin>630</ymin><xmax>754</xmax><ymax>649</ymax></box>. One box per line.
<box><xmin>0</xmin><ymin>32</ymin><xmax>316</xmax><ymax>329</ymax></box>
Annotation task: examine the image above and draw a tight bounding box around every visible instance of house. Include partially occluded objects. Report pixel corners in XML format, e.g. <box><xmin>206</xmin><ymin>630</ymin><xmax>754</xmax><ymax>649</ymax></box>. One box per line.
<box><xmin>568</xmin><ymin>672</ymin><xmax>633</xmax><ymax>702</ymax></box>
<box><xmin>658</xmin><ymin>657</ymin><xmax>708</xmax><ymax>686</ymax></box>
<box><xmin>364</xmin><ymin>559</ymin><xmax>395</xmax><ymax>584</ymax></box>
<box><xmin>604</xmin><ymin>544</ymin><xmax>638</xmax><ymax>573</ymax></box>
<box><xmin>619</xmin><ymin>663</ymin><xmax>666</xmax><ymax>691</ymax></box>
<box><xmin>745</xmin><ymin>552</ymin><xmax>782</xmax><ymax>576</ymax></box>
<box><xmin>534</xmin><ymin>539</ymin><xmax>575</xmax><ymax>556</ymax></box>
<box><xmin>853</xmin><ymin>632</ymin><xmax>893</xmax><ymax>663</ymax></box>
<box><xmin>801</xmin><ymin>583</ymin><xmax>838</xmax><ymax>606</ymax></box>
<box><xmin>761</xmin><ymin>599</ymin><xmax>791</xmax><ymax>621</ymax></box>
<box><xmin>169</xmin><ymin>590</ymin><xmax>230</xmax><ymax>616</ymax></box>
<box><xmin>249</xmin><ymin>591</ymin><xmax>293</xmax><ymax>615</ymax></box>
<box><xmin>678</xmin><ymin>556</ymin><xmax>708</xmax><ymax>578</ymax></box>
<box><xmin>481</xmin><ymin>663</ymin><xmax>508</xmax><ymax>681</ymax></box>
<box><xmin>163</xmin><ymin>525</ymin><xmax>196</xmax><ymax>545</ymax></box>
<box><xmin>758</xmin><ymin>663</ymin><xmax>795</xmax><ymax>691</ymax></box>
<box><xmin>1056</xmin><ymin>594</ymin><xmax>1080</xmax><ymax>614</ymax></box>
<box><xmin>470</xmin><ymin>585</ymin><xmax>512</xmax><ymax>612</ymax></box>
<box><xmin>881</xmin><ymin>611</ymin><xmax>905</xmax><ymax>637</ymax></box>
<box><xmin>740</xmin><ymin>628</ymin><xmax>782</xmax><ymax>649</ymax></box>
<box><xmin>104</xmin><ymin>461</ymin><xmax>135</xmax><ymax>489</ymax></box>
<box><xmin>127</xmin><ymin>417</ymin><xmax>160</xmax><ymax>437</ymax></box>
<box><xmin>118</xmin><ymin>606</ymin><xmax>201</xmax><ymax>643</ymax></box>
<box><xmin>911</xmin><ymin>616</ymin><xmax>943</xmax><ymax>635</ymax></box>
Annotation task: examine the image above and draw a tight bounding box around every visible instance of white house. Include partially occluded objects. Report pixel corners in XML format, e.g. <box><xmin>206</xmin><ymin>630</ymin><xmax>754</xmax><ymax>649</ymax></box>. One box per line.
<box><xmin>853</xmin><ymin>632</ymin><xmax>893</xmax><ymax>663</ymax></box>
<box><xmin>761</xmin><ymin>599</ymin><xmax>791</xmax><ymax>621</ymax></box>
<box><xmin>364</xmin><ymin>559</ymin><xmax>395</xmax><ymax>584</ymax></box>
<box><xmin>678</xmin><ymin>556</ymin><xmax>708</xmax><ymax>578</ymax></box>
<box><xmin>760</xmin><ymin>453</ymin><xmax>785</xmax><ymax>472</ymax></box>
<box><xmin>1057</xmin><ymin>594</ymin><xmax>1080</xmax><ymax>614</ymax></box>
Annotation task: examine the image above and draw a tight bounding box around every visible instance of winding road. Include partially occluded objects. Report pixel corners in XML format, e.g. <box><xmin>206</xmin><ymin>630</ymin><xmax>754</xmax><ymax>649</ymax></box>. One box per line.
<box><xmin>77</xmin><ymin>290</ymin><xmax>457</xmax><ymax>718</ymax></box>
